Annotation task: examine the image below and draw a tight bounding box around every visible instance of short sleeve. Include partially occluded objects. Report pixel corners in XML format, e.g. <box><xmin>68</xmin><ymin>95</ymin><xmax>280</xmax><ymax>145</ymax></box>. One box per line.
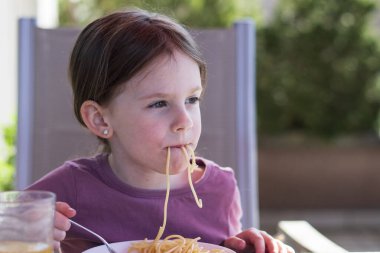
<box><xmin>228</xmin><ymin>185</ymin><xmax>243</xmax><ymax>235</ymax></box>
<box><xmin>25</xmin><ymin>163</ymin><xmax>78</xmax><ymax>208</ymax></box>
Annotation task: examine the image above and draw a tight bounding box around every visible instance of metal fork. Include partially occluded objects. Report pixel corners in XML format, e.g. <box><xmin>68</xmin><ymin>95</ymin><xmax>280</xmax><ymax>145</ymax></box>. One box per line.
<box><xmin>70</xmin><ymin>219</ymin><xmax>117</xmax><ymax>253</ymax></box>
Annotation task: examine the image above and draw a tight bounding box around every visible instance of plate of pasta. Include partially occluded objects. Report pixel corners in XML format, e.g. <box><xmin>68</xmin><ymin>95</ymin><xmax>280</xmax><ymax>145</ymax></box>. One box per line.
<box><xmin>82</xmin><ymin>236</ymin><xmax>235</xmax><ymax>253</ymax></box>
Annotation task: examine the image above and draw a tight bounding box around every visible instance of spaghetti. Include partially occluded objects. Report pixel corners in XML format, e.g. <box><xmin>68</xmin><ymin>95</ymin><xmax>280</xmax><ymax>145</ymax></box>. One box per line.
<box><xmin>129</xmin><ymin>235</ymin><xmax>224</xmax><ymax>253</ymax></box>
<box><xmin>128</xmin><ymin>146</ymin><xmax>225</xmax><ymax>253</ymax></box>
<box><xmin>181</xmin><ymin>146</ymin><xmax>203</xmax><ymax>208</ymax></box>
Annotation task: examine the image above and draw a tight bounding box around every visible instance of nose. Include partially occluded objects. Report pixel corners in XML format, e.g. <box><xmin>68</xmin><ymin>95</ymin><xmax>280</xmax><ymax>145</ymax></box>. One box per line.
<box><xmin>171</xmin><ymin>105</ymin><xmax>193</xmax><ymax>132</ymax></box>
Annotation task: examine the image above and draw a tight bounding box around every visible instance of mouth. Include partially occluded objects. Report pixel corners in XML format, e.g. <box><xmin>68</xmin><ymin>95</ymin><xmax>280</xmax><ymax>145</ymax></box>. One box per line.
<box><xmin>167</xmin><ymin>144</ymin><xmax>192</xmax><ymax>150</ymax></box>
<box><xmin>172</xmin><ymin>145</ymin><xmax>185</xmax><ymax>149</ymax></box>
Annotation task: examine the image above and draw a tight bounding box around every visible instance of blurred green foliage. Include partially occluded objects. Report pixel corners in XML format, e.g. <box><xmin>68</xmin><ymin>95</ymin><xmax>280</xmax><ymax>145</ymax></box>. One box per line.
<box><xmin>257</xmin><ymin>0</ymin><xmax>380</xmax><ymax>138</ymax></box>
<box><xmin>0</xmin><ymin>117</ymin><xmax>16</xmax><ymax>191</ymax></box>
<box><xmin>58</xmin><ymin>0</ymin><xmax>261</xmax><ymax>28</ymax></box>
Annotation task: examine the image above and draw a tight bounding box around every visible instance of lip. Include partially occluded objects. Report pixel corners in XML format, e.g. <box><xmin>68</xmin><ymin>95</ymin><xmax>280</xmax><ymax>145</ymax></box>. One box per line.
<box><xmin>167</xmin><ymin>144</ymin><xmax>192</xmax><ymax>149</ymax></box>
<box><xmin>172</xmin><ymin>145</ymin><xmax>185</xmax><ymax>149</ymax></box>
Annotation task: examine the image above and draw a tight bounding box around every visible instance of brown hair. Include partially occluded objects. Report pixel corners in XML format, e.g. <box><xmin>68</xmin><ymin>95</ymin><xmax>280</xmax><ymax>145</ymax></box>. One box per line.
<box><xmin>69</xmin><ymin>8</ymin><xmax>207</xmax><ymax>152</ymax></box>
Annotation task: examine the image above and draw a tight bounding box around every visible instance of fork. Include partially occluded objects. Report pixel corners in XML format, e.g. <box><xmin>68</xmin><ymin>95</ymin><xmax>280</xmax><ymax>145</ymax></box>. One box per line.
<box><xmin>70</xmin><ymin>219</ymin><xmax>117</xmax><ymax>253</ymax></box>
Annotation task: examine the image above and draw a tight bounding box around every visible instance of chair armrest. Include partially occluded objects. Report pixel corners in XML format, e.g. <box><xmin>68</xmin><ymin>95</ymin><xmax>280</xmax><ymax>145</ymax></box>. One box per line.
<box><xmin>275</xmin><ymin>220</ymin><xmax>348</xmax><ymax>253</ymax></box>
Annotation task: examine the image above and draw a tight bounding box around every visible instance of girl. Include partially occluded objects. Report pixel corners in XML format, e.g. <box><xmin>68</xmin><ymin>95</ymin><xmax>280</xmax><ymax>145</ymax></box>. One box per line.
<box><xmin>27</xmin><ymin>8</ymin><xmax>294</xmax><ymax>253</ymax></box>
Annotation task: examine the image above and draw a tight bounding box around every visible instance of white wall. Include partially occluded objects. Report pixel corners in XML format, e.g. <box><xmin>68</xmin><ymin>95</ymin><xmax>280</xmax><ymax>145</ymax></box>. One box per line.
<box><xmin>0</xmin><ymin>0</ymin><xmax>34</xmax><ymax>126</ymax></box>
<box><xmin>0</xmin><ymin>0</ymin><xmax>57</xmax><ymax>128</ymax></box>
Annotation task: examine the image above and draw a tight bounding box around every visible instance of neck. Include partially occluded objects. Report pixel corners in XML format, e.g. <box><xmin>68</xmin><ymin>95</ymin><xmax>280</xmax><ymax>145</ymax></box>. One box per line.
<box><xmin>108</xmin><ymin>153</ymin><xmax>189</xmax><ymax>190</ymax></box>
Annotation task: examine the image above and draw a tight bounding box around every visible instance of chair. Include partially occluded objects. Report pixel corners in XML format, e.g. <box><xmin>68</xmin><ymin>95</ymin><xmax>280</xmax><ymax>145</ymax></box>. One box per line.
<box><xmin>16</xmin><ymin>18</ymin><xmax>259</xmax><ymax>229</ymax></box>
<box><xmin>276</xmin><ymin>220</ymin><xmax>349</xmax><ymax>253</ymax></box>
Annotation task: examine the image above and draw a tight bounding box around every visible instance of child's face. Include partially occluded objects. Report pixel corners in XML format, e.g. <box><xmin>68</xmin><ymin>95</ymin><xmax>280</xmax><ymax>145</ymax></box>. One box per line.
<box><xmin>104</xmin><ymin>50</ymin><xmax>202</xmax><ymax>175</ymax></box>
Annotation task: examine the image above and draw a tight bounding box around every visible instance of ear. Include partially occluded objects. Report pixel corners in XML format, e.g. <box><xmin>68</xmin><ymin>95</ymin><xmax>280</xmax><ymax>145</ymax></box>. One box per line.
<box><xmin>80</xmin><ymin>100</ymin><xmax>113</xmax><ymax>139</ymax></box>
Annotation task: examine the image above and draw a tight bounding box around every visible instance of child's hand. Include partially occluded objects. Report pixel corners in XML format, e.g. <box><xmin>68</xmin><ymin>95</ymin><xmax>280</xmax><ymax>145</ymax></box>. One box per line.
<box><xmin>54</xmin><ymin>202</ymin><xmax>76</xmax><ymax>250</ymax></box>
<box><xmin>223</xmin><ymin>228</ymin><xmax>294</xmax><ymax>253</ymax></box>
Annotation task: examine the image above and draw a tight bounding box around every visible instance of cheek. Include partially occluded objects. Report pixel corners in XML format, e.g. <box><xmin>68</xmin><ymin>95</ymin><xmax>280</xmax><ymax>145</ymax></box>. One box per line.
<box><xmin>193</xmin><ymin>112</ymin><xmax>202</xmax><ymax>140</ymax></box>
<box><xmin>135</xmin><ymin>118</ymin><xmax>166</xmax><ymax>141</ymax></box>
<box><xmin>195</xmin><ymin>110</ymin><xmax>202</xmax><ymax>129</ymax></box>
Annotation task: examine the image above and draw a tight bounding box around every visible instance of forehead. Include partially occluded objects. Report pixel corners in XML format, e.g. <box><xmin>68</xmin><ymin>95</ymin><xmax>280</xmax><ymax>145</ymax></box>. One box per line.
<box><xmin>125</xmin><ymin>50</ymin><xmax>201</xmax><ymax>92</ymax></box>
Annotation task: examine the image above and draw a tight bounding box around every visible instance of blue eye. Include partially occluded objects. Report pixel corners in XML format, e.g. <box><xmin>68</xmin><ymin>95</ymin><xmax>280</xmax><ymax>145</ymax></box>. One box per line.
<box><xmin>148</xmin><ymin>101</ymin><xmax>168</xmax><ymax>108</ymax></box>
<box><xmin>186</xmin><ymin>96</ymin><xmax>200</xmax><ymax>104</ymax></box>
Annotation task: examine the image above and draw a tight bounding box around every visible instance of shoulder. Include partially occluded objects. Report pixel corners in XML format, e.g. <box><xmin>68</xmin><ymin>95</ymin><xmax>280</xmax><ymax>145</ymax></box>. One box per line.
<box><xmin>26</xmin><ymin>154</ymin><xmax>106</xmax><ymax>202</ymax></box>
<box><xmin>196</xmin><ymin>157</ymin><xmax>238</xmax><ymax>188</ymax></box>
<box><xmin>195</xmin><ymin>157</ymin><xmax>241</xmax><ymax>224</ymax></box>
<box><xmin>197</xmin><ymin>157</ymin><xmax>235</xmax><ymax>175</ymax></box>
<box><xmin>62</xmin><ymin>154</ymin><xmax>105</xmax><ymax>176</ymax></box>
<box><xmin>33</xmin><ymin>154</ymin><xmax>104</xmax><ymax>182</ymax></box>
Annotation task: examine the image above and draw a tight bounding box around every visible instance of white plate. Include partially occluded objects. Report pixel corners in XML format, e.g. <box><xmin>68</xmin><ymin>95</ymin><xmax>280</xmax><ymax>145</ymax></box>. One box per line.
<box><xmin>83</xmin><ymin>240</ymin><xmax>235</xmax><ymax>253</ymax></box>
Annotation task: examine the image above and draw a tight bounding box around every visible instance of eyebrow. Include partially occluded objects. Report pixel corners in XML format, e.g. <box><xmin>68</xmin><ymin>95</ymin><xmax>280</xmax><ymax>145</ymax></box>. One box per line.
<box><xmin>139</xmin><ymin>86</ymin><xmax>203</xmax><ymax>100</ymax></box>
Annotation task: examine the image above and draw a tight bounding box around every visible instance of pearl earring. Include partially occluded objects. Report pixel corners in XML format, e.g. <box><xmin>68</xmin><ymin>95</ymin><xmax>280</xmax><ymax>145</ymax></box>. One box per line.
<box><xmin>103</xmin><ymin>129</ymin><xmax>109</xmax><ymax>135</ymax></box>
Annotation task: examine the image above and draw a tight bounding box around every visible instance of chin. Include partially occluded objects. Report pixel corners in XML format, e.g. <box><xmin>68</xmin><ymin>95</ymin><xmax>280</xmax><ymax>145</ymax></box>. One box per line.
<box><xmin>168</xmin><ymin>164</ymin><xmax>188</xmax><ymax>175</ymax></box>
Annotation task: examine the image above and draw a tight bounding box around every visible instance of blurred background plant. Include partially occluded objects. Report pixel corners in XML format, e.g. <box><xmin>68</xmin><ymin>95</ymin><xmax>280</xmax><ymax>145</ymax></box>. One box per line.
<box><xmin>257</xmin><ymin>0</ymin><xmax>380</xmax><ymax>140</ymax></box>
<box><xmin>0</xmin><ymin>116</ymin><xmax>16</xmax><ymax>191</ymax></box>
<box><xmin>58</xmin><ymin>0</ymin><xmax>262</xmax><ymax>27</ymax></box>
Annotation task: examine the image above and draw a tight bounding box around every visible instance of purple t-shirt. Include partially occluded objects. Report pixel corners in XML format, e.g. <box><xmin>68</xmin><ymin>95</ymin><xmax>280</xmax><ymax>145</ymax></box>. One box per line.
<box><xmin>27</xmin><ymin>154</ymin><xmax>242</xmax><ymax>253</ymax></box>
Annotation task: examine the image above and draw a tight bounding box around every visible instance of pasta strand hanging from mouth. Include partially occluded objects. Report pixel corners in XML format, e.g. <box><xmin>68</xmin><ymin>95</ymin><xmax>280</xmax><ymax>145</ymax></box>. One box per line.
<box><xmin>154</xmin><ymin>145</ymin><xmax>202</xmax><ymax>243</ymax></box>
<box><xmin>181</xmin><ymin>146</ymin><xmax>203</xmax><ymax>208</ymax></box>
<box><xmin>128</xmin><ymin>146</ymin><xmax>223</xmax><ymax>253</ymax></box>
<box><xmin>153</xmin><ymin>147</ymin><xmax>171</xmax><ymax>242</ymax></box>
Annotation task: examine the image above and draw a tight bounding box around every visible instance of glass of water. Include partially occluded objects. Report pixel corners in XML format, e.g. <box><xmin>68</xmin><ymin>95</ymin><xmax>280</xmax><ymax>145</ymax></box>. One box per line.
<box><xmin>0</xmin><ymin>190</ymin><xmax>56</xmax><ymax>253</ymax></box>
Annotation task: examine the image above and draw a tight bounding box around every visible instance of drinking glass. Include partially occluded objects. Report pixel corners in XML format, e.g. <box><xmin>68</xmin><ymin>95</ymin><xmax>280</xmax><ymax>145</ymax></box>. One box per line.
<box><xmin>0</xmin><ymin>190</ymin><xmax>56</xmax><ymax>253</ymax></box>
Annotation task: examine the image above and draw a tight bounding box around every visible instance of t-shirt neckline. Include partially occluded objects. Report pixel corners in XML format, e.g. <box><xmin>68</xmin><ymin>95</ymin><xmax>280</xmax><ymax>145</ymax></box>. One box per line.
<box><xmin>95</xmin><ymin>153</ymin><xmax>212</xmax><ymax>198</ymax></box>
